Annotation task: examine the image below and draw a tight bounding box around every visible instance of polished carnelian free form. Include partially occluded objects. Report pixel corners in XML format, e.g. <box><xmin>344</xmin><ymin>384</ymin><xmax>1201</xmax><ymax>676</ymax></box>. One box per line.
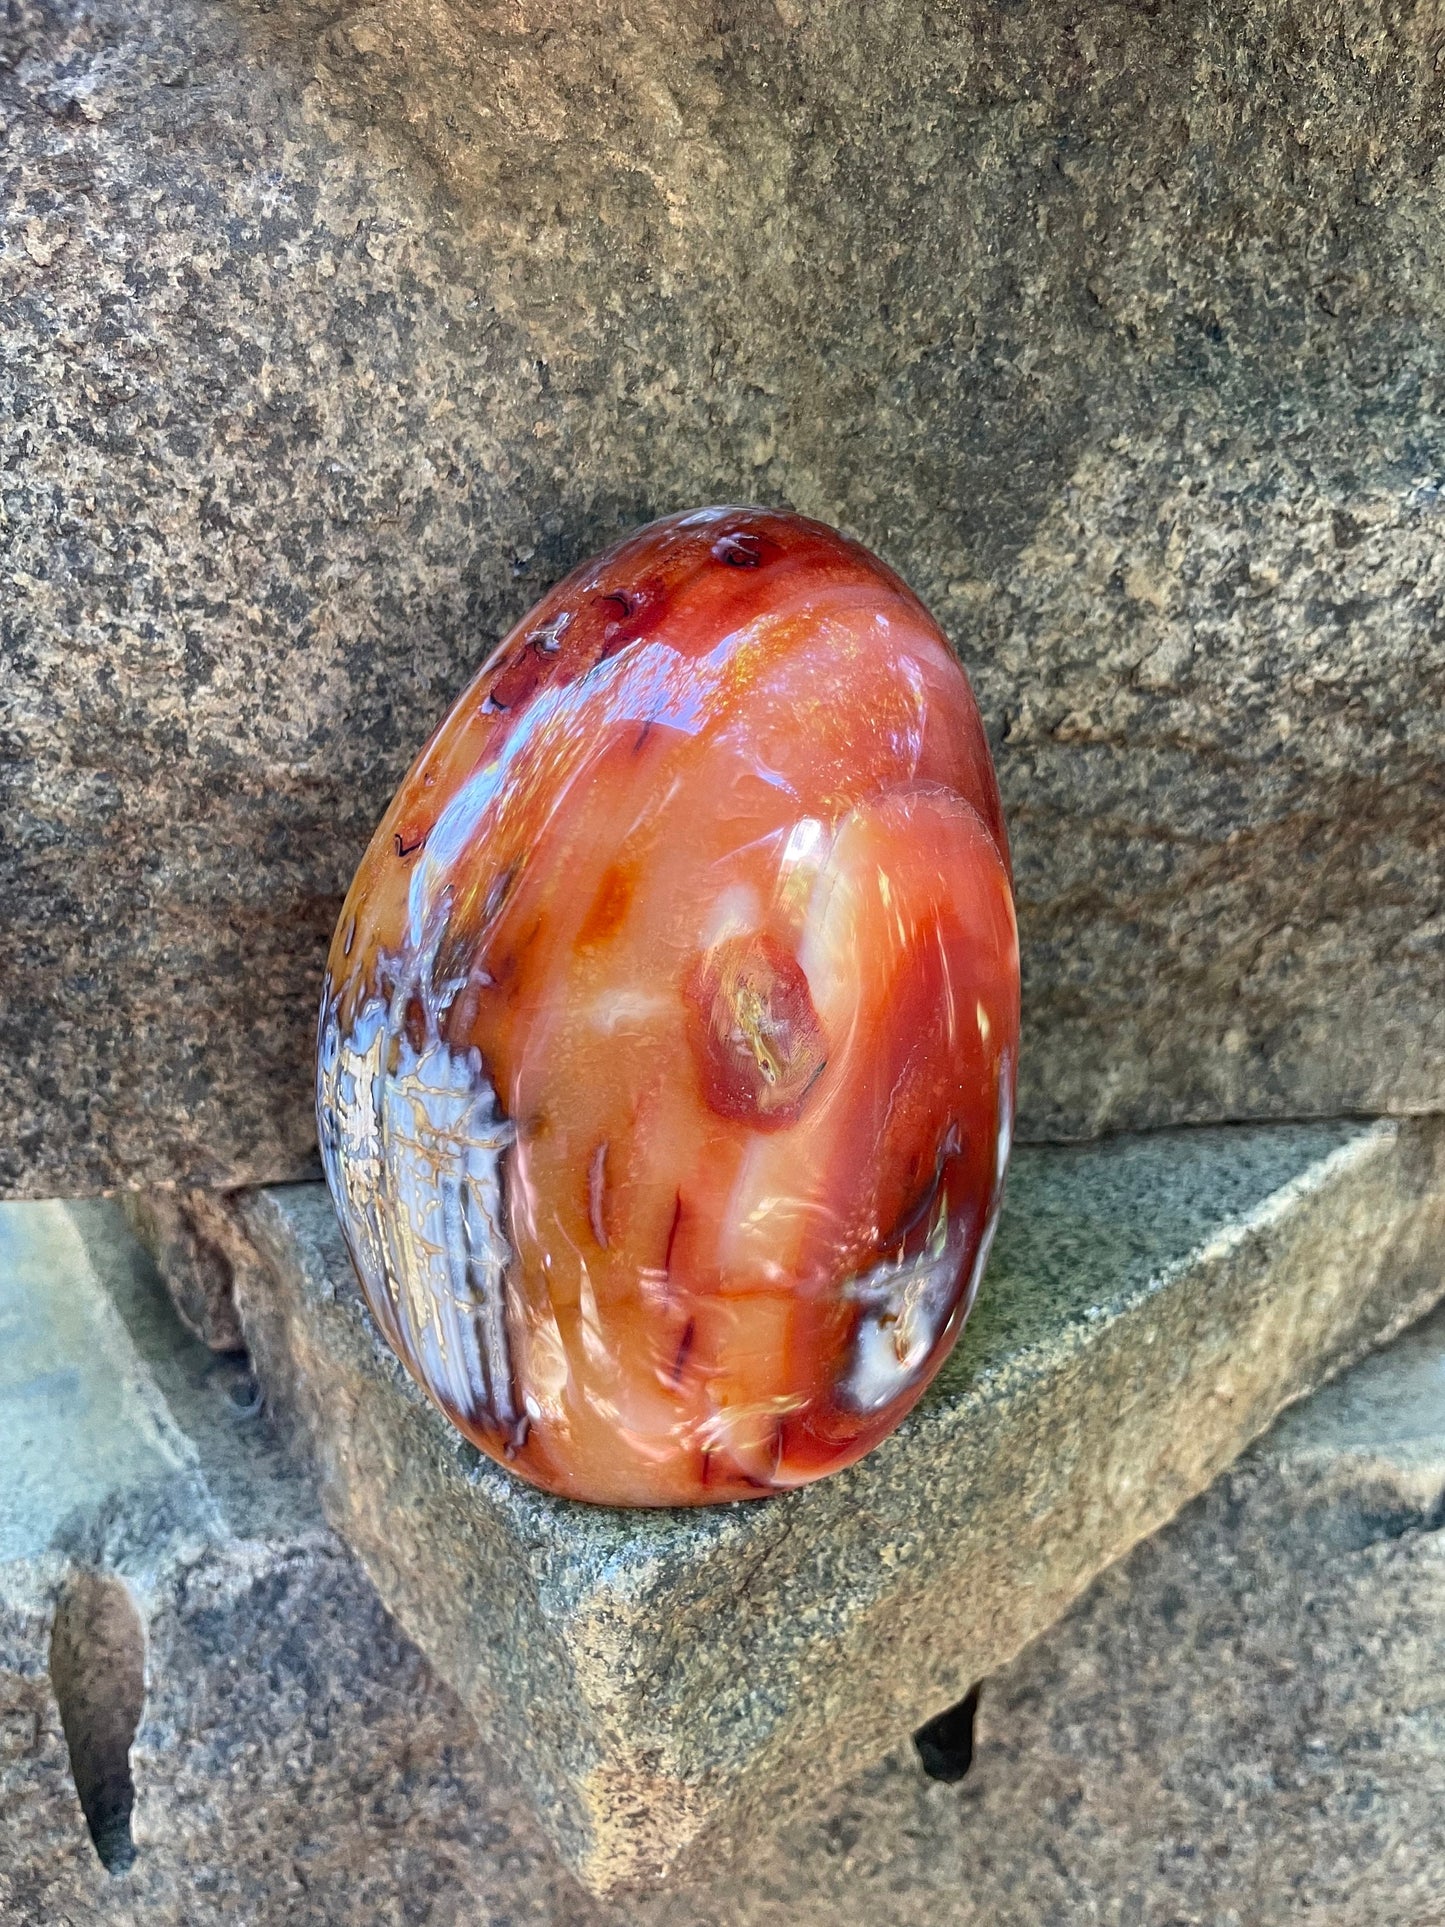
<box><xmin>318</xmin><ymin>508</ymin><xmax>1020</xmax><ymax>1505</ymax></box>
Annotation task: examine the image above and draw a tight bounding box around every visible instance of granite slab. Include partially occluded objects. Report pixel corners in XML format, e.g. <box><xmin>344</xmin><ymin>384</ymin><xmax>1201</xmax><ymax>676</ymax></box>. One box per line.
<box><xmin>233</xmin><ymin>1117</ymin><xmax>1445</xmax><ymax>1889</ymax></box>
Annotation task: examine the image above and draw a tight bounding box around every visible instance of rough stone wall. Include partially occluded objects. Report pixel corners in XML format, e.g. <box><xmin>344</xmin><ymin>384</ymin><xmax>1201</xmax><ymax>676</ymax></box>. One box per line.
<box><xmin>4</xmin><ymin>0</ymin><xmax>1444</xmax><ymax>1195</ymax></box>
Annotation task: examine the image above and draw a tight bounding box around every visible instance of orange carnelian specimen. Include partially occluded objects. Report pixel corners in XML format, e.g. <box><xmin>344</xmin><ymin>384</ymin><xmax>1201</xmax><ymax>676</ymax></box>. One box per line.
<box><xmin>318</xmin><ymin>508</ymin><xmax>1019</xmax><ymax>1505</ymax></box>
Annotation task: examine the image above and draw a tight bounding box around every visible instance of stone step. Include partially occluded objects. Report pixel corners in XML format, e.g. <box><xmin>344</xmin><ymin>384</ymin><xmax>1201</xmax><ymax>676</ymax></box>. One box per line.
<box><xmin>224</xmin><ymin>1118</ymin><xmax>1445</xmax><ymax>1891</ymax></box>
<box><xmin>6</xmin><ymin>1122</ymin><xmax>1445</xmax><ymax>1917</ymax></box>
<box><xmin>7</xmin><ymin>1158</ymin><xmax>1445</xmax><ymax>1922</ymax></box>
<box><xmin>901</xmin><ymin>1295</ymin><xmax>1445</xmax><ymax>1924</ymax></box>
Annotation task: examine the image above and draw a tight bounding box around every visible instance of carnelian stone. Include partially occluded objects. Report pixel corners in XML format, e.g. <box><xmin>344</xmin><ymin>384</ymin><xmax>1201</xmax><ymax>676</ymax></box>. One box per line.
<box><xmin>318</xmin><ymin>508</ymin><xmax>1019</xmax><ymax>1506</ymax></box>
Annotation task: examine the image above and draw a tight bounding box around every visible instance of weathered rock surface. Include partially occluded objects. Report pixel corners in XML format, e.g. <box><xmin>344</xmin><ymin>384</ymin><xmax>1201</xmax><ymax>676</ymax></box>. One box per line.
<box><xmin>7</xmin><ymin>1178</ymin><xmax>1445</xmax><ymax>1925</ymax></box>
<box><xmin>115</xmin><ymin>1189</ymin><xmax>259</xmax><ymax>1354</ymax></box>
<box><xmin>230</xmin><ymin>1118</ymin><xmax>1445</xmax><ymax>1889</ymax></box>
<box><xmin>653</xmin><ymin>1287</ymin><xmax>1445</xmax><ymax>1927</ymax></box>
<box><xmin>895</xmin><ymin>1295</ymin><xmax>1445</xmax><ymax>1926</ymax></box>
<box><xmin>2</xmin><ymin>0</ymin><xmax>1443</xmax><ymax>1197</ymax></box>
<box><xmin>0</xmin><ymin>1196</ymin><xmax>542</xmax><ymax>1927</ymax></box>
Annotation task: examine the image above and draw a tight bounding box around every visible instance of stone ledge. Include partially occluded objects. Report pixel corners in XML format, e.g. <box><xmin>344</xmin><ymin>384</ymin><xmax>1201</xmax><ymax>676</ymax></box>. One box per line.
<box><xmin>233</xmin><ymin>1117</ymin><xmax>1445</xmax><ymax>1892</ymax></box>
<box><xmin>698</xmin><ymin>1292</ymin><xmax>1445</xmax><ymax>1926</ymax></box>
<box><xmin>7</xmin><ymin>1179</ymin><xmax>1445</xmax><ymax>1922</ymax></box>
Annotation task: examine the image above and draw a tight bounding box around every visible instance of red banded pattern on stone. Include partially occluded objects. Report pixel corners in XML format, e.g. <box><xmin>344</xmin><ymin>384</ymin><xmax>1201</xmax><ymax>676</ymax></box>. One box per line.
<box><xmin>318</xmin><ymin>507</ymin><xmax>1019</xmax><ymax>1505</ymax></box>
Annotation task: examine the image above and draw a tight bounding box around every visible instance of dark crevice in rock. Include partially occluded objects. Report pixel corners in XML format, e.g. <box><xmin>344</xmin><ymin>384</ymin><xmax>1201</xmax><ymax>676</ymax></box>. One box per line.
<box><xmin>49</xmin><ymin>1573</ymin><xmax>146</xmax><ymax>1875</ymax></box>
<box><xmin>205</xmin><ymin>1350</ymin><xmax>265</xmax><ymax>1419</ymax></box>
<box><xmin>914</xmin><ymin>1684</ymin><xmax>981</xmax><ymax>1784</ymax></box>
<box><xmin>1018</xmin><ymin>1109</ymin><xmax>1445</xmax><ymax>1151</ymax></box>
<box><xmin>1317</xmin><ymin>1484</ymin><xmax>1445</xmax><ymax>1553</ymax></box>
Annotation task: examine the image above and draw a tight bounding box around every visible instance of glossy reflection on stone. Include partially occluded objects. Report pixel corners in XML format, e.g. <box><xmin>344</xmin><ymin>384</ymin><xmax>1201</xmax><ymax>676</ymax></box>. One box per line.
<box><xmin>318</xmin><ymin>507</ymin><xmax>1020</xmax><ymax>1505</ymax></box>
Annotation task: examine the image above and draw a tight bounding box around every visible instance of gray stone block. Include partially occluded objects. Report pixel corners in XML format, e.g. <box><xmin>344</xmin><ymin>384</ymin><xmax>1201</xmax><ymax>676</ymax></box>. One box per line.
<box><xmin>3</xmin><ymin>0</ymin><xmax>1444</xmax><ymax>1198</ymax></box>
<box><xmin>6</xmin><ymin>1152</ymin><xmax>1445</xmax><ymax>1924</ymax></box>
<box><xmin>233</xmin><ymin>1118</ymin><xmax>1445</xmax><ymax>1890</ymax></box>
<box><xmin>732</xmin><ymin>1296</ymin><xmax>1445</xmax><ymax>1927</ymax></box>
<box><xmin>0</xmin><ymin>1197</ymin><xmax>542</xmax><ymax>1927</ymax></box>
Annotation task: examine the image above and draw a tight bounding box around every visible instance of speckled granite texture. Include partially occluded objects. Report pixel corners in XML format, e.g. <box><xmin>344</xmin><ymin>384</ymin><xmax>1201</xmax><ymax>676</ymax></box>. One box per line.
<box><xmin>0</xmin><ymin>1197</ymin><xmax>406</xmax><ymax>1925</ymax></box>
<box><xmin>7</xmin><ymin>1174</ymin><xmax>1445</xmax><ymax>1924</ymax></box>
<box><xmin>918</xmin><ymin>1297</ymin><xmax>1445</xmax><ymax>1926</ymax></box>
<box><xmin>230</xmin><ymin>1119</ymin><xmax>1445</xmax><ymax>1889</ymax></box>
<box><xmin>2</xmin><ymin>0</ymin><xmax>1443</xmax><ymax>1196</ymax></box>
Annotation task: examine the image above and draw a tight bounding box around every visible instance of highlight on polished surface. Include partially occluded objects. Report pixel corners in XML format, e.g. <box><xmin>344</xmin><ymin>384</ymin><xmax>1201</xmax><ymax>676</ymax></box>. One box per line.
<box><xmin>317</xmin><ymin>507</ymin><xmax>1020</xmax><ymax>1506</ymax></box>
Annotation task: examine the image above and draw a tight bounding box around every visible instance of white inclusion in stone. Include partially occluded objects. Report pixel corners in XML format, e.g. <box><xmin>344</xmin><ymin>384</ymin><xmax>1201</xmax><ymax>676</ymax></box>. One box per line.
<box><xmin>700</xmin><ymin>882</ymin><xmax>761</xmax><ymax>948</ymax></box>
<box><xmin>587</xmin><ymin>987</ymin><xmax>671</xmax><ymax>1034</ymax></box>
<box><xmin>317</xmin><ymin>973</ymin><xmax>520</xmax><ymax>1442</ymax></box>
<box><xmin>835</xmin><ymin>1044</ymin><xmax>1016</xmax><ymax>1419</ymax></box>
<box><xmin>959</xmin><ymin>1048</ymin><xmax>1016</xmax><ymax>1325</ymax></box>
<box><xmin>839</xmin><ymin>1205</ymin><xmax>965</xmax><ymax>1414</ymax></box>
<box><xmin>994</xmin><ymin>1047</ymin><xmax>1014</xmax><ymax>1185</ymax></box>
<box><xmin>781</xmin><ymin>816</ymin><xmax>829</xmax><ymax>872</ymax></box>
